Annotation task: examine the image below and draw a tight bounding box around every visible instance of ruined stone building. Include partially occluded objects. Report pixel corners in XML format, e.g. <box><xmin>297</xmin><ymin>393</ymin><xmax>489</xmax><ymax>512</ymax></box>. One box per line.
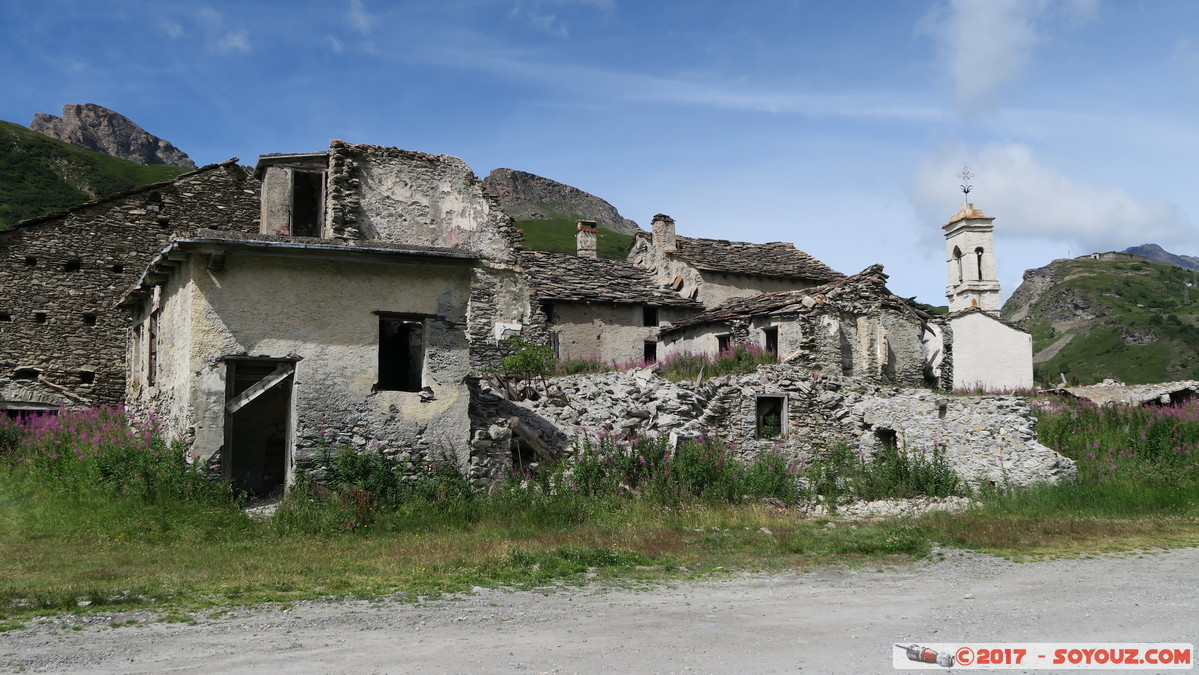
<box><xmin>660</xmin><ymin>265</ymin><xmax>933</xmax><ymax>388</ymax></box>
<box><xmin>522</xmin><ymin>223</ymin><xmax>702</xmax><ymax>364</ymax></box>
<box><xmin>0</xmin><ymin>137</ymin><xmax>1048</xmax><ymax>494</ymax></box>
<box><xmin>628</xmin><ymin>213</ymin><xmax>844</xmax><ymax>306</ymax></box>
<box><xmin>0</xmin><ymin>160</ymin><xmax>259</xmax><ymax>413</ymax></box>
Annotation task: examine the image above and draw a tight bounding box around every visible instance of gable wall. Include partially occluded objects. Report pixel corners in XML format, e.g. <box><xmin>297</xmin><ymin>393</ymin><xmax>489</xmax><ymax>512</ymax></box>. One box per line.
<box><xmin>0</xmin><ymin>165</ymin><xmax>260</xmax><ymax>408</ymax></box>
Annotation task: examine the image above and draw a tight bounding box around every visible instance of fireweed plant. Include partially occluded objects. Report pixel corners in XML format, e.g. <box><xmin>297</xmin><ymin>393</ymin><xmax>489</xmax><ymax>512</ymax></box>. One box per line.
<box><xmin>0</xmin><ymin>407</ymin><xmax>226</xmax><ymax>503</ymax></box>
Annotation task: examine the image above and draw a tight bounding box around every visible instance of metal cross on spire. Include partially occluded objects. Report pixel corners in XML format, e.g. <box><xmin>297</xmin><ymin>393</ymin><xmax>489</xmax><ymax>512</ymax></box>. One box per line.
<box><xmin>957</xmin><ymin>167</ymin><xmax>974</xmax><ymax>200</ymax></box>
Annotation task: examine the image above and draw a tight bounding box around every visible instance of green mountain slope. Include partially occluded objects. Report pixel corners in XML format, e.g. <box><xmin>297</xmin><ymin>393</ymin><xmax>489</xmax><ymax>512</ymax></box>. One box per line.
<box><xmin>0</xmin><ymin>120</ymin><xmax>187</xmax><ymax>228</ymax></box>
<box><xmin>1003</xmin><ymin>257</ymin><xmax>1199</xmax><ymax>385</ymax></box>
<box><xmin>517</xmin><ymin>214</ymin><xmax>634</xmax><ymax>259</ymax></box>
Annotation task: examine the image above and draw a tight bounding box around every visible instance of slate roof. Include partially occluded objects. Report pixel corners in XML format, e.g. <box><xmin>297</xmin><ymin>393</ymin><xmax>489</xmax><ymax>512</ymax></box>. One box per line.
<box><xmin>663</xmin><ymin>264</ymin><xmax>911</xmax><ymax>333</ymax></box>
<box><xmin>666</xmin><ymin>235</ymin><xmax>843</xmax><ymax>282</ymax></box>
<box><xmin>521</xmin><ymin>251</ymin><xmax>701</xmax><ymax>307</ymax></box>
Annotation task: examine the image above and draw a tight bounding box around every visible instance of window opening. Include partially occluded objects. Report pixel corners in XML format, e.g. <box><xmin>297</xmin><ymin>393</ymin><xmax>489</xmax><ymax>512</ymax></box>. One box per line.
<box><xmin>875</xmin><ymin>428</ymin><xmax>898</xmax><ymax>452</ymax></box>
<box><xmin>64</xmin><ymin>259</ymin><xmax>81</xmax><ymax>272</ymax></box>
<box><xmin>540</xmin><ymin>301</ymin><xmax>554</xmax><ymax>324</ymax></box>
<box><xmin>643</xmin><ymin>341</ymin><xmax>657</xmax><ymax>364</ymax></box>
<box><xmin>33</xmin><ymin>312</ymin><xmax>46</xmax><ymax>324</ymax></box>
<box><xmin>24</xmin><ymin>257</ymin><xmax>36</xmax><ymax>267</ymax></box>
<box><xmin>953</xmin><ymin>246</ymin><xmax>963</xmax><ymax>284</ymax></box>
<box><xmin>14</xmin><ymin>368</ymin><xmax>40</xmax><ymax>381</ymax></box>
<box><xmin>111</xmin><ymin>264</ymin><xmax>124</xmax><ymax>274</ymax></box>
<box><xmin>378</xmin><ymin>317</ymin><xmax>423</xmax><ymax>392</ymax></box>
<box><xmin>0</xmin><ymin>311</ymin><xmax>10</xmax><ymax>322</ymax></box>
<box><xmin>717</xmin><ymin>334</ymin><xmax>731</xmax><ymax>354</ymax></box>
<box><xmin>82</xmin><ymin>312</ymin><xmax>97</xmax><ymax>326</ymax></box>
<box><xmin>77</xmin><ymin>370</ymin><xmax>96</xmax><ymax>385</ymax></box>
<box><xmin>147</xmin><ymin>310</ymin><xmax>159</xmax><ymax>387</ymax></box>
<box><xmin>756</xmin><ymin>396</ymin><xmax>785</xmax><ymax>439</ymax></box>
<box><xmin>642</xmin><ymin>306</ymin><xmax>659</xmax><ymax>327</ymax></box>
<box><xmin>975</xmin><ymin>247</ymin><xmax>985</xmax><ymax>281</ymax></box>
<box><xmin>763</xmin><ymin>327</ymin><xmax>779</xmax><ymax>355</ymax></box>
<box><xmin>291</xmin><ymin>171</ymin><xmax>324</xmax><ymax>237</ymax></box>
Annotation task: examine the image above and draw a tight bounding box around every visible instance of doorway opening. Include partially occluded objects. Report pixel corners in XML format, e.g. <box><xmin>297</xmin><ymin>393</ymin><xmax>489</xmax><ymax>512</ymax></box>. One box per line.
<box><xmin>224</xmin><ymin>358</ymin><xmax>295</xmax><ymax>497</ymax></box>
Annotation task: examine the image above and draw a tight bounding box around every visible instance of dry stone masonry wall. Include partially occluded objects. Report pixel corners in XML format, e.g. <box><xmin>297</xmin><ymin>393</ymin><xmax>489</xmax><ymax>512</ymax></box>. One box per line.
<box><xmin>467</xmin><ymin>364</ymin><xmax>1075</xmax><ymax>488</ymax></box>
<box><xmin>0</xmin><ymin>162</ymin><xmax>260</xmax><ymax>407</ymax></box>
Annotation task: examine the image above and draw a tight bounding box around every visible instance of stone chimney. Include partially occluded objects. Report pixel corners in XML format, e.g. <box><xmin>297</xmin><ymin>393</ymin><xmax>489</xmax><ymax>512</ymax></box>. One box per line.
<box><xmin>651</xmin><ymin>213</ymin><xmax>676</xmax><ymax>251</ymax></box>
<box><xmin>576</xmin><ymin>220</ymin><xmax>598</xmax><ymax>258</ymax></box>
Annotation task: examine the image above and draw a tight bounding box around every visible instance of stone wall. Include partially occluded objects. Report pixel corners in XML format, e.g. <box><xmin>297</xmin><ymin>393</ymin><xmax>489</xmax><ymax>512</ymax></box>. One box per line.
<box><xmin>468</xmin><ymin>364</ymin><xmax>1075</xmax><ymax>488</ymax></box>
<box><xmin>0</xmin><ymin>162</ymin><xmax>260</xmax><ymax>408</ymax></box>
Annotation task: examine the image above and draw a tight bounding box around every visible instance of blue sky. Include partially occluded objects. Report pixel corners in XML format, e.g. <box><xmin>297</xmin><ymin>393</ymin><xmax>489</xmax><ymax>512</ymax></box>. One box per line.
<box><xmin>3</xmin><ymin>0</ymin><xmax>1197</xmax><ymax>305</ymax></box>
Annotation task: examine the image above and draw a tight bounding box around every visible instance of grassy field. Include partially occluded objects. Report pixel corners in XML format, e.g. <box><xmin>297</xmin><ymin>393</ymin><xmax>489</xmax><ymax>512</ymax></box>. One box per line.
<box><xmin>0</xmin><ymin>120</ymin><xmax>187</xmax><ymax>228</ymax></box>
<box><xmin>2</xmin><ymin>397</ymin><xmax>1199</xmax><ymax>623</ymax></box>
<box><xmin>1013</xmin><ymin>258</ymin><xmax>1199</xmax><ymax>384</ymax></box>
<box><xmin>515</xmin><ymin>216</ymin><xmax>635</xmax><ymax>259</ymax></box>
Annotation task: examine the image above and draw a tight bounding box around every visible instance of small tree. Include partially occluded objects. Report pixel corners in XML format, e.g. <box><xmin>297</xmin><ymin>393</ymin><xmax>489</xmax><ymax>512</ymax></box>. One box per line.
<box><xmin>495</xmin><ymin>336</ymin><xmax>555</xmax><ymax>400</ymax></box>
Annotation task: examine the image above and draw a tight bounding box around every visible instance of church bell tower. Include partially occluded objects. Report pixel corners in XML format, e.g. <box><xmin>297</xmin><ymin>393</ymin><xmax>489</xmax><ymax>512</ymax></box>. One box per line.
<box><xmin>944</xmin><ymin>202</ymin><xmax>1001</xmax><ymax>314</ymax></box>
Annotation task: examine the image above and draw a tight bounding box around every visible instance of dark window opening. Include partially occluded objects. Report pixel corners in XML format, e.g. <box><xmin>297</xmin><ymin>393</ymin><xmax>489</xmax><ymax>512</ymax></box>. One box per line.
<box><xmin>540</xmin><ymin>301</ymin><xmax>554</xmax><ymax>323</ymax></box>
<box><xmin>82</xmin><ymin>312</ymin><xmax>97</xmax><ymax>326</ymax></box>
<box><xmin>24</xmin><ymin>256</ymin><xmax>36</xmax><ymax>267</ymax></box>
<box><xmin>642</xmin><ymin>306</ymin><xmax>659</xmax><ymax>327</ymax></box>
<box><xmin>643</xmin><ymin>341</ymin><xmax>657</xmax><ymax>364</ymax></box>
<box><xmin>0</xmin><ymin>311</ymin><xmax>10</xmax><ymax>322</ymax></box>
<box><xmin>148</xmin><ymin>310</ymin><xmax>159</xmax><ymax>387</ymax></box>
<box><xmin>763</xmin><ymin>327</ymin><xmax>779</xmax><ymax>355</ymax></box>
<box><xmin>717</xmin><ymin>334</ymin><xmax>731</xmax><ymax>354</ymax></box>
<box><xmin>13</xmin><ymin>368</ymin><xmax>40</xmax><ymax>381</ymax></box>
<box><xmin>77</xmin><ymin>370</ymin><xmax>96</xmax><ymax>385</ymax></box>
<box><xmin>953</xmin><ymin>246</ymin><xmax>963</xmax><ymax>284</ymax></box>
<box><xmin>756</xmin><ymin>396</ymin><xmax>785</xmax><ymax>439</ymax></box>
<box><xmin>291</xmin><ymin>171</ymin><xmax>324</xmax><ymax>237</ymax></box>
<box><xmin>975</xmin><ymin>247</ymin><xmax>985</xmax><ymax>281</ymax></box>
<box><xmin>111</xmin><ymin>264</ymin><xmax>124</xmax><ymax>274</ymax></box>
<box><xmin>33</xmin><ymin>312</ymin><xmax>46</xmax><ymax>324</ymax></box>
<box><xmin>378</xmin><ymin>317</ymin><xmax>423</xmax><ymax>392</ymax></box>
<box><xmin>875</xmin><ymin>428</ymin><xmax>898</xmax><ymax>450</ymax></box>
<box><xmin>64</xmin><ymin>259</ymin><xmax>81</xmax><ymax>272</ymax></box>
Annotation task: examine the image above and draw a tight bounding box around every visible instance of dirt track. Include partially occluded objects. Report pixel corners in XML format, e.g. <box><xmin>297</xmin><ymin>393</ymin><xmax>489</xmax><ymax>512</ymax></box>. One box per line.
<box><xmin>3</xmin><ymin>546</ymin><xmax>1197</xmax><ymax>674</ymax></box>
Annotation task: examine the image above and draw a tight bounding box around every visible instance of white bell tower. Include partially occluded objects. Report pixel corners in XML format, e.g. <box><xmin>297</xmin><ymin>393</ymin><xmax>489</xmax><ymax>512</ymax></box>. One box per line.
<box><xmin>944</xmin><ymin>202</ymin><xmax>1001</xmax><ymax>314</ymax></box>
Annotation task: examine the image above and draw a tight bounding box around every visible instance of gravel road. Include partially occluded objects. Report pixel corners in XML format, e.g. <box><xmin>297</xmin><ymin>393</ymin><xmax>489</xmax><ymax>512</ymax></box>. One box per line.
<box><xmin>3</xmin><ymin>546</ymin><xmax>1196</xmax><ymax>674</ymax></box>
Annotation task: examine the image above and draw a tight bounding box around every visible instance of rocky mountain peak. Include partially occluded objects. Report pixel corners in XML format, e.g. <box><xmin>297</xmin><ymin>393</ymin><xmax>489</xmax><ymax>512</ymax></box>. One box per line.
<box><xmin>29</xmin><ymin>103</ymin><xmax>195</xmax><ymax>169</ymax></box>
<box><xmin>483</xmin><ymin>168</ymin><xmax>641</xmax><ymax>235</ymax></box>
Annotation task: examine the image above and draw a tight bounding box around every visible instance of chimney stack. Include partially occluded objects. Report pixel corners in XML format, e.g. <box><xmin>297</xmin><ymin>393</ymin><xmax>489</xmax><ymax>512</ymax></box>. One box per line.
<box><xmin>576</xmin><ymin>220</ymin><xmax>598</xmax><ymax>258</ymax></box>
<box><xmin>651</xmin><ymin>213</ymin><xmax>676</xmax><ymax>251</ymax></box>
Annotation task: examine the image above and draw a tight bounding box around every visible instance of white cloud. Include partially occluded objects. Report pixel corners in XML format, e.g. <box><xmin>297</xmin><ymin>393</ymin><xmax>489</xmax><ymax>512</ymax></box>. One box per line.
<box><xmin>160</xmin><ymin>20</ymin><xmax>183</xmax><ymax>39</ymax></box>
<box><xmin>922</xmin><ymin>0</ymin><xmax>1095</xmax><ymax>113</ymax></box>
<box><xmin>911</xmin><ymin>141</ymin><xmax>1196</xmax><ymax>254</ymax></box>
<box><xmin>197</xmin><ymin>8</ymin><xmax>251</xmax><ymax>54</ymax></box>
<box><xmin>347</xmin><ymin>0</ymin><xmax>372</xmax><ymax>36</ymax></box>
<box><xmin>328</xmin><ymin>36</ymin><xmax>344</xmax><ymax>53</ymax></box>
<box><xmin>507</xmin><ymin>0</ymin><xmax>613</xmax><ymax>38</ymax></box>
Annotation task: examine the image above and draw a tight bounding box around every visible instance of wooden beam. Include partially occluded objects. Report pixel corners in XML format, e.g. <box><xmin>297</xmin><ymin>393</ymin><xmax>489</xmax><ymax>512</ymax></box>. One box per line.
<box><xmin>509</xmin><ymin>416</ymin><xmax>555</xmax><ymax>463</ymax></box>
<box><xmin>225</xmin><ymin>363</ymin><xmax>293</xmax><ymax>414</ymax></box>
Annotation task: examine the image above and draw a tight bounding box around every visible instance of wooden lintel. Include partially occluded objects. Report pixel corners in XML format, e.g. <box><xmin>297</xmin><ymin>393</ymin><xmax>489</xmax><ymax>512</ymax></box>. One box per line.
<box><xmin>509</xmin><ymin>416</ymin><xmax>555</xmax><ymax>463</ymax></box>
<box><xmin>226</xmin><ymin>363</ymin><xmax>293</xmax><ymax>414</ymax></box>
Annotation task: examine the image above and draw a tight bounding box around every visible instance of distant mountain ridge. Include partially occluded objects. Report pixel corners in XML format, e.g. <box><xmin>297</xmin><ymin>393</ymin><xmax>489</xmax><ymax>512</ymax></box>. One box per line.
<box><xmin>1003</xmin><ymin>252</ymin><xmax>1199</xmax><ymax>385</ymax></box>
<box><xmin>30</xmin><ymin>104</ymin><xmax>195</xmax><ymax>168</ymax></box>
<box><xmin>483</xmin><ymin>168</ymin><xmax>641</xmax><ymax>235</ymax></box>
<box><xmin>1123</xmin><ymin>243</ymin><xmax>1199</xmax><ymax>272</ymax></box>
<box><xmin>0</xmin><ymin>120</ymin><xmax>187</xmax><ymax>228</ymax></box>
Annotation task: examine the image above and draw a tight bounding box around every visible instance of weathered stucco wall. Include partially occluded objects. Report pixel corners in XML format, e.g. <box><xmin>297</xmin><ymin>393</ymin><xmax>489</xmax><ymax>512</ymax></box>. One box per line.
<box><xmin>696</xmin><ymin>272</ymin><xmax>819</xmax><ymax>307</ymax></box>
<box><xmin>130</xmin><ymin>251</ymin><xmax>476</xmax><ymax>475</ymax></box>
<box><xmin>547</xmin><ymin>303</ymin><xmax>690</xmax><ymax>364</ymax></box>
<box><xmin>334</xmin><ymin>144</ymin><xmax>520</xmax><ymax>261</ymax></box>
<box><xmin>0</xmin><ymin>163</ymin><xmax>259</xmax><ymax>408</ymax></box>
<box><xmin>950</xmin><ymin>312</ymin><xmax>1033</xmax><ymax>391</ymax></box>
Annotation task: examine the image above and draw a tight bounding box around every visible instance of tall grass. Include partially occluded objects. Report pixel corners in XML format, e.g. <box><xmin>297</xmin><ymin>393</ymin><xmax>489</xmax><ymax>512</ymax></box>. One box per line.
<box><xmin>553</xmin><ymin>343</ymin><xmax>778</xmax><ymax>381</ymax></box>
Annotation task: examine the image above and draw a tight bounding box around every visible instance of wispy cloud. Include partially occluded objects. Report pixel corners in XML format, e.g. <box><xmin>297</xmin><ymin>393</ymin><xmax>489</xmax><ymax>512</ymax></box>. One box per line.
<box><xmin>159</xmin><ymin>20</ymin><xmax>183</xmax><ymax>39</ymax></box>
<box><xmin>197</xmin><ymin>7</ymin><xmax>251</xmax><ymax>54</ymax></box>
<box><xmin>921</xmin><ymin>0</ymin><xmax>1096</xmax><ymax>113</ymax></box>
<box><xmin>347</xmin><ymin>0</ymin><xmax>372</xmax><ymax>36</ymax></box>
<box><xmin>508</xmin><ymin>0</ymin><xmax>614</xmax><ymax>38</ymax></box>
<box><xmin>911</xmin><ymin>140</ymin><xmax>1196</xmax><ymax>253</ymax></box>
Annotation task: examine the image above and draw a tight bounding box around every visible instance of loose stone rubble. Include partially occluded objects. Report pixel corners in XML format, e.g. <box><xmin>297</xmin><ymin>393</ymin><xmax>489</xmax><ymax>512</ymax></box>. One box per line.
<box><xmin>467</xmin><ymin>363</ymin><xmax>1076</xmax><ymax>490</ymax></box>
